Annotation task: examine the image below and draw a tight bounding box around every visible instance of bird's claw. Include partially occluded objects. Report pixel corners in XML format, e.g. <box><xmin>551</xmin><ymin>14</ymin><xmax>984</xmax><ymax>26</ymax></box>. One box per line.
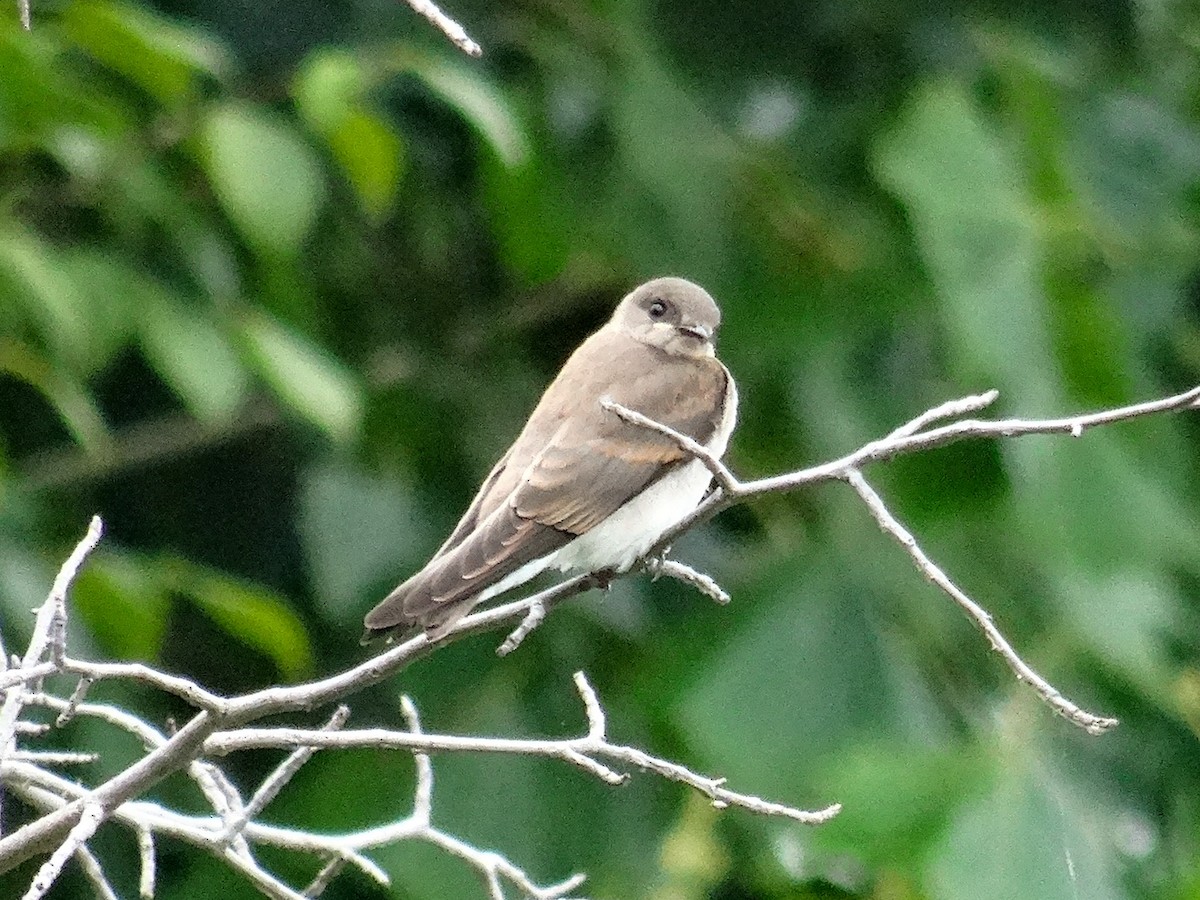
<box><xmin>643</xmin><ymin>547</ymin><xmax>672</xmax><ymax>581</ymax></box>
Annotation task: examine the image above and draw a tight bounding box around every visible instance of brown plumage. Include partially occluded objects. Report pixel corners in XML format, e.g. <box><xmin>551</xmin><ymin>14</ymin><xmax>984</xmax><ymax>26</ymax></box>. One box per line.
<box><xmin>363</xmin><ymin>277</ymin><xmax>737</xmax><ymax>642</ymax></box>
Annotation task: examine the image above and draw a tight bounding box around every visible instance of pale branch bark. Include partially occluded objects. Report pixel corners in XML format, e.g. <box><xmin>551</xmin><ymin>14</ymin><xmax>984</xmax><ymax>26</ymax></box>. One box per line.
<box><xmin>2</xmin><ymin>385</ymin><xmax>1197</xmax><ymax>897</ymax></box>
<box><xmin>613</xmin><ymin>383</ymin><xmax>1200</xmax><ymax>728</ymax></box>
<box><xmin>496</xmin><ymin>599</ymin><xmax>546</xmax><ymax>656</ymax></box>
<box><xmin>645</xmin><ymin>557</ymin><xmax>731</xmax><ymax>605</ymax></box>
<box><xmin>842</xmin><ymin>469</ymin><xmax>1117</xmax><ymax>735</ymax></box>
<box><xmin>0</xmin><ymin>533</ymin><xmax>825</xmax><ymax>897</ymax></box>
<box><xmin>203</xmin><ymin>671</ymin><xmax>840</xmax><ymax>825</ymax></box>
<box><xmin>73</xmin><ymin>842</ymin><xmax>119</xmax><ymax>900</ymax></box>
<box><xmin>137</xmin><ymin>826</ymin><xmax>155</xmax><ymax>899</ymax></box>
<box><xmin>21</xmin><ymin>801</ymin><xmax>103</xmax><ymax>900</ymax></box>
<box><xmin>883</xmin><ymin>389</ymin><xmax>1000</xmax><ymax>440</ymax></box>
<box><xmin>400</xmin><ymin>0</ymin><xmax>481</xmax><ymax>56</ymax></box>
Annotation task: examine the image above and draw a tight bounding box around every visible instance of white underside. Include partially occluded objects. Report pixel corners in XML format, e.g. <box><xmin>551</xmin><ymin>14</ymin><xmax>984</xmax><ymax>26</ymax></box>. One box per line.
<box><xmin>474</xmin><ymin>380</ymin><xmax>738</xmax><ymax>605</ymax></box>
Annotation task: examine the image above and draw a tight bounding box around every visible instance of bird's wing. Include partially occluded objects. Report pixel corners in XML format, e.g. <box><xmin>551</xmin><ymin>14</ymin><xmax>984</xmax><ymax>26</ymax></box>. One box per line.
<box><xmin>363</xmin><ymin>340</ymin><xmax>728</xmax><ymax>638</ymax></box>
<box><xmin>511</xmin><ymin>344</ymin><xmax>729</xmax><ymax>533</ymax></box>
<box><xmin>431</xmin><ymin>446</ymin><xmax>513</xmax><ymax>558</ymax></box>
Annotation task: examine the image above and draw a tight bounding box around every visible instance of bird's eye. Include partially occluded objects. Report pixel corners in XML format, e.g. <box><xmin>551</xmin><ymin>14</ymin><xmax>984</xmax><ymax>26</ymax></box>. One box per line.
<box><xmin>648</xmin><ymin>300</ymin><xmax>667</xmax><ymax>318</ymax></box>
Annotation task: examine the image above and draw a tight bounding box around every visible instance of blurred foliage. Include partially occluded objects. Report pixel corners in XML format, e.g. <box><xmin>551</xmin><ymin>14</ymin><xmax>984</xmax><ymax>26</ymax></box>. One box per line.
<box><xmin>2</xmin><ymin>0</ymin><xmax>1200</xmax><ymax>897</ymax></box>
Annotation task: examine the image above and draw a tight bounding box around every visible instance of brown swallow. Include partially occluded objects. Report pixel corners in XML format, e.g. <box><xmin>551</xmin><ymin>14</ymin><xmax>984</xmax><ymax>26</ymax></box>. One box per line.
<box><xmin>363</xmin><ymin>277</ymin><xmax>737</xmax><ymax>642</ymax></box>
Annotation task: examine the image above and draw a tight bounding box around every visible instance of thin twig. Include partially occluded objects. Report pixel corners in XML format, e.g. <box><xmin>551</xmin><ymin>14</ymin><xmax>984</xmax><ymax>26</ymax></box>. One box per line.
<box><xmin>303</xmin><ymin>855</ymin><xmax>348</xmax><ymax>898</ymax></box>
<box><xmin>496</xmin><ymin>601</ymin><xmax>545</xmax><ymax>657</ymax></box>
<box><xmin>601</xmin><ymin>397</ymin><xmax>740</xmax><ymax>493</ymax></box>
<box><xmin>843</xmin><ymin>468</ymin><xmax>1118</xmax><ymax>734</ymax></box>
<box><xmin>219</xmin><ymin>706</ymin><xmax>351</xmax><ymax>844</ymax></box>
<box><xmin>400</xmin><ymin>0</ymin><xmax>481</xmax><ymax>56</ymax></box>
<box><xmin>0</xmin><ymin>518</ymin><xmax>103</xmax><ymax>763</ymax></box>
<box><xmin>202</xmin><ymin>672</ymin><xmax>836</xmax><ymax>823</ymax></box>
<box><xmin>22</xmin><ymin>802</ymin><xmax>104</xmax><ymax>900</ymax></box>
<box><xmin>646</xmin><ymin>558</ymin><xmax>730</xmax><ymax>605</ymax></box>
<box><xmin>399</xmin><ymin>696</ymin><xmax>431</xmax><ymax>825</ymax></box>
<box><xmin>886</xmin><ymin>389</ymin><xmax>1001</xmax><ymax>439</ymax></box>
<box><xmin>55</xmin><ymin>677</ymin><xmax>93</xmax><ymax>727</ymax></box>
<box><xmin>74</xmin><ymin>844</ymin><xmax>120</xmax><ymax>900</ymax></box>
<box><xmin>137</xmin><ymin>825</ymin><xmax>155</xmax><ymax>899</ymax></box>
<box><xmin>573</xmin><ymin>672</ymin><xmax>606</xmax><ymax>742</ymax></box>
<box><xmin>8</xmin><ymin>751</ymin><xmax>98</xmax><ymax>766</ymax></box>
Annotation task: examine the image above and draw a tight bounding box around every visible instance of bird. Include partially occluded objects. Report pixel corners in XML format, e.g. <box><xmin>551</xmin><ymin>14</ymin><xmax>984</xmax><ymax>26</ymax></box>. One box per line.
<box><xmin>362</xmin><ymin>276</ymin><xmax>738</xmax><ymax>643</ymax></box>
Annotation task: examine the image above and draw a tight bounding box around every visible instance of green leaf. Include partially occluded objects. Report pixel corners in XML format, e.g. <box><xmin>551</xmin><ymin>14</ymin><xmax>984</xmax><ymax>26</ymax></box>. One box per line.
<box><xmin>928</xmin><ymin>766</ymin><xmax>1124</xmax><ymax>900</ymax></box>
<box><xmin>609</xmin><ymin>49</ymin><xmax>734</xmax><ymax>281</ymax></box>
<box><xmin>62</xmin><ymin>0</ymin><xmax>230</xmax><ymax>106</ymax></box>
<box><xmin>0</xmin><ymin>226</ymin><xmax>90</xmax><ymax>367</ymax></box>
<box><xmin>238</xmin><ymin>310</ymin><xmax>363</xmax><ymax>441</ymax></box>
<box><xmin>293</xmin><ymin>52</ymin><xmax>404</xmax><ymax>218</ymax></box>
<box><xmin>405</xmin><ymin>57</ymin><xmax>529</xmax><ymax>167</ymax></box>
<box><xmin>677</xmin><ymin>557</ymin><xmax>911</xmax><ymax>798</ymax></box>
<box><xmin>480</xmin><ymin>151</ymin><xmax>568</xmax><ymax>285</ymax></box>
<box><xmin>51</xmin><ymin>251</ymin><xmax>139</xmax><ymax>376</ymax></box>
<box><xmin>812</xmin><ymin>742</ymin><xmax>989</xmax><ymax>868</ymax></box>
<box><xmin>326</xmin><ymin>111</ymin><xmax>404</xmax><ymax>218</ymax></box>
<box><xmin>872</xmin><ymin>79</ymin><xmax>1058</xmax><ymax>408</ymax></box>
<box><xmin>0</xmin><ymin>27</ymin><xmax>129</xmax><ymax>146</ymax></box>
<box><xmin>138</xmin><ymin>293</ymin><xmax>249</xmax><ymax>422</ymax></box>
<box><xmin>73</xmin><ymin>553</ymin><xmax>169</xmax><ymax>660</ymax></box>
<box><xmin>201</xmin><ymin>103</ymin><xmax>327</xmax><ymax>256</ymax></box>
<box><xmin>298</xmin><ymin>464</ymin><xmax>430</xmax><ymax>626</ymax></box>
<box><xmin>0</xmin><ymin>340</ymin><xmax>110</xmax><ymax>451</ymax></box>
<box><xmin>173</xmin><ymin>562</ymin><xmax>313</xmax><ymax>680</ymax></box>
<box><xmin>293</xmin><ymin>48</ymin><xmax>368</xmax><ymax>134</ymax></box>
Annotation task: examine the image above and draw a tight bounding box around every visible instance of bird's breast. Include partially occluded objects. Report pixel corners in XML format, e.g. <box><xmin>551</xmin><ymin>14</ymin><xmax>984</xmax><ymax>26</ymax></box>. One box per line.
<box><xmin>551</xmin><ymin>458</ymin><xmax>717</xmax><ymax>574</ymax></box>
<box><xmin>554</xmin><ymin>375</ymin><xmax>736</xmax><ymax>574</ymax></box>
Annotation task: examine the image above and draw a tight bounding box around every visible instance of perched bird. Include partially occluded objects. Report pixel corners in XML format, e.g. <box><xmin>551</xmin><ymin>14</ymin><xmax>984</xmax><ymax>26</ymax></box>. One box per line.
<box><xmin>362</xmin><ymin>277</ymin><xmax>738</xmax><ymax>642</ymax></box>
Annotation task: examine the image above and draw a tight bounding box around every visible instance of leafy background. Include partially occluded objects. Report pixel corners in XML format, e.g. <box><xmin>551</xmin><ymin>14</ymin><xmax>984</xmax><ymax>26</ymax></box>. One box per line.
<box><xmin>2</xmin><ymin>0</ymin><xmax>1200</xmax><ymax>897</ymax></box>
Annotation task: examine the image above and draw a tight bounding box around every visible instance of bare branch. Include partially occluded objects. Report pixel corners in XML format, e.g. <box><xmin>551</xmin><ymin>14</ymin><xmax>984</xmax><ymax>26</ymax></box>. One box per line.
<box><xmin>57</xmin><ymin>659</ymin><xmax>225</xmax><ymax>711</ymax></box>
<box><xmin>886</xmin><ymin>389</ymin><xmax>1000</xmax><ymax>439</ymax></box>
<box><xmin>303</xmin><ymin>855</ymin><xmax>347</xmax><ymax>898</ymax></box>
<box><xmin>496</xmin><ymin>600</ymin><xmax>546</xmax><ymax>657</ymax></box>
<box><xmin>400</xmin><ymin>696</ymin><xmax>432</xmax><ymax>825</ymax></box>
<box><xmin>219</xmin><ymin>706</ymin><xmax>351</xmax><ymax>844</ymax></box>
<box><xmin>8</xmin><ymin>750</ymin><xmax>98</xmax><ymax>766</ymax></box>
<box><xmin>573</xmin><ymin>671</ymin><xmax>606</xmax><ymax>741</ymax></box>
<box><xmin>22</xmin><ymin>802</ymin><xmax>104</xmax><ymax>900</ymax></box>
<box><xmin>137</xmin><ymin>826</ymin><xmax>155</xmax><ymax>899</ymax></box>
<box><xmin>843</xmin><ymin>468</ymin><xmax>1118</xmax><ymax>735</ymax></box>
<box><xmin>55</xmin><ymin>677</ymin><xmax>93</xmax><ymax>728</ymax></box>
<box><xmin>49</xmin><ymin>516</ymin><xmax>103</xmax><ymax>624</ymax></box>
<box><xmin>400</xmin><ymin>0</ymin><xmax>481</xmax><ymax>56</ymax></box>
<box><xmin>1</xmin><ymin>517</ymin><xmax>103</xmax><ymax>764</ymax></box>
<box><xmin>3</xmin><ymin>386</ymin><xmax>1196</xmax><ymax>895</ymax></box>
<box><xmin>646</xmin><ymin>557</ymin><xmax>730</xmax><ymax>605</ymax></box>
<box><xmin>202</xmin><ymin>671</ymin><xmax>834</xmax><ymax>823</ymax></box>
<box><xmin>74</xmin><ymin>844</ymin><xmax>120</xmax><ymax>900</ymax></box>
<box><xmin>731</xmin><ymin>383</ymin><xmax>1200</xmax><ymax>500</ymax></box>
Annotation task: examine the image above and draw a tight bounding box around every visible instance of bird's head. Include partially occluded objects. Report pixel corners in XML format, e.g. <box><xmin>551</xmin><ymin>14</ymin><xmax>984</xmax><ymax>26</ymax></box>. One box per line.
<box><xmin>613</xmin><ymin>277</ymin><xmax>721</xmax><ymax>358</ymax></box>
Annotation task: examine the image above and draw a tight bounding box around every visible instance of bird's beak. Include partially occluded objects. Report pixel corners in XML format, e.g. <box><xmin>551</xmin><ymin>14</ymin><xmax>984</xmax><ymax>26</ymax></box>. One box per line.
<box><xmin>678</xmin><ymin>323</ymin><xmax>712</xmax><ymax>342</ymax></box>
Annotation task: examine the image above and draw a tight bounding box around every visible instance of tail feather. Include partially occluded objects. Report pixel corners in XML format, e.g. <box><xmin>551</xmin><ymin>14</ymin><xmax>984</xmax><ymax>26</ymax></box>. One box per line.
<box><xmin>362</xmin><ymin>504</ymin><xmax>571</xmax><ymax>643</ymax></box>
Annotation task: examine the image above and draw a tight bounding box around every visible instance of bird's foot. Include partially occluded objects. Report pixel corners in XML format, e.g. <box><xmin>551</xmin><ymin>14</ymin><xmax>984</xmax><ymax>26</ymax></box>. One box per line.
<box><xmin>642</xmin><ymin>547</ymin><xmax>672</xmax><ymax>581</ymax></box>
